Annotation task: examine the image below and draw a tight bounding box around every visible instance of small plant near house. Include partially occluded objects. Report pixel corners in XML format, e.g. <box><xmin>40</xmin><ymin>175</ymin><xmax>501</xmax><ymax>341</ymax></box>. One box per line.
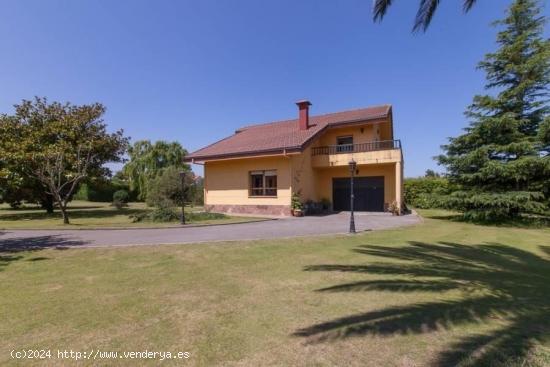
<box><xmin>304</xmin><ymin>200</ymin><xmax>330</xmax><ymax>215</ymax></box>
<box><xmin>388</xmin><ymin>200</ymin><xmax>401</xmax><ymax>216</ymax></box>
<box><xmin>131</xmin><ymin>199</ymin><xmax>179</xmax><ymax>222</ymax></box>
<box><xmin>291</xmin><ymin>192</ymin><xmax>304</xmax><ymax>217</ymax></box>
<box><xmin>131</xmin><ymin>202</ymin><xmax>228</xmax><ymax>223</ymax></box>
<box><xmin>148</xmin><ymin>205</ymin><xmax>180</xmax><ymax>222</ymax></box>
<box><xmin>320</xmin><ymin>198</ymin><xmax>331</xmax><ymax>211</ymax></box>
<box><xmin>112</xmin><ymin>190</ymin><xmax>130</xmax><ymax>209</ymax></box>
<box><xmin>304</xmin><ymin>200</ymin><xmax>318</xmax><ymax>215</ymax></box>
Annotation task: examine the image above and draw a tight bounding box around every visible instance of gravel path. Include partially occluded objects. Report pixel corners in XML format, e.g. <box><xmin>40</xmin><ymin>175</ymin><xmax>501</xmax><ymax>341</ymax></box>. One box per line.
<box><xmin>0</xmin><ymin>212</ymin><xmax>421</xmax><ymax>249</ymax></box>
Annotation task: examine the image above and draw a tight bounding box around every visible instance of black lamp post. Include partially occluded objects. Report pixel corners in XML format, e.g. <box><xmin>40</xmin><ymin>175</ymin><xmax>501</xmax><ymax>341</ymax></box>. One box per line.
<box><xmin>348</xmin><ymin>159</ymin><xmax>356</xmax><ymax>233</ymax></box>
<box><xmin>179</xmin><ymin>171</ymin><xmax>186</xmax><ymax>225</ymax></box>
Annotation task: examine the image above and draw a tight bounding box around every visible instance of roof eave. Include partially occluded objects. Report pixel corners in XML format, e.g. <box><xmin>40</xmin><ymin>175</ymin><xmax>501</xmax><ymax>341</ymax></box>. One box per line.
<box><xmin>184</xmin><ymin>146</ymin><xmax>302</xmax><ymax>163</ymax></box>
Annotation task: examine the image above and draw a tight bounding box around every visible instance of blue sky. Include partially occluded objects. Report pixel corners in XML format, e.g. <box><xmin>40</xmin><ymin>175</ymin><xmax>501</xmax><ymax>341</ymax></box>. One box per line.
<box><xmin>1</xmin><ymin>0</ymin><xmax>548</xmax><ymax>177</ymax></box>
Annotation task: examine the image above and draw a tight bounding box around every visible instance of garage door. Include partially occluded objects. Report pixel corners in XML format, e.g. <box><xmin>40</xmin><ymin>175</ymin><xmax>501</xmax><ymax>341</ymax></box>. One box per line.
<box><xmin>332</xmin><ymin>176</ymin><xmax>385</xmax><ymax>212</ymax></box>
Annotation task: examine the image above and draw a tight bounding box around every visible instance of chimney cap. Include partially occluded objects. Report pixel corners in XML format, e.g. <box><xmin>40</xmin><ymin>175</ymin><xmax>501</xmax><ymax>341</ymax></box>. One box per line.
<box><xmin>296</xmin><ymin>100</ymin><xmax>312</xmax><ymax>107</ymax></box>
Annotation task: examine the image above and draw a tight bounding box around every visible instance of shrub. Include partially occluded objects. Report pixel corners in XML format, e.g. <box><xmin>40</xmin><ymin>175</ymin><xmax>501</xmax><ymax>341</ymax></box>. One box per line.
<box><xmin>291</xmin><ymin>192</ymin><xmax>303</xmax><ymax>211</ymax></box>
<box><xmin>404</xmin><ymin>176</ymin><xmax>457</xmax><ymax>209</ymax></box>
<box><xmin>75</xmin><ymin>179</ymin><xmax>132</xmax><ymax>202</ymax></box>
<box><xmin>388</xmin><ymin>201</ymin><xmax>401</xmax><ymax>216</ymax></box>
<box><xmin>148</xmin><ymin>206</ymin><xmax>180</xmax><ymax>222</ymax></box>
<box><xmin>113</xmin><ymin>190</ymin><xmax>129</xmax><ymax>203</ymax></box>
<box><xmin>320</xmin><ymin>198</ymin><xmax>331</xmax><ymax>211</ymax></box>
<box><xmin>131</xmin><ymin>199</ymin><xmax>179</xmax><ymax>222</ymax></box>
<box><xmin>112</xmin><ymin>189</ymin><xmax>129</xmax><ymax>209</ymax></box>
<box><xmin>145</xmin><ymin>167</ymin><xmax>191</xmax><ymax>207</ymax></box>
<box><xmin>304</xmin><ymin>200</ymin><xmax>318</xmax><ymax>215</ymax></box>
<box><xmin>304</xmin><ymin>200</ymin><xmax>332</xmax><ymax>215</ymax></box>
<box><xmin>131</xmin><ymin>207</ymin><xmax>228</xmax><ymax>223</ymax></box>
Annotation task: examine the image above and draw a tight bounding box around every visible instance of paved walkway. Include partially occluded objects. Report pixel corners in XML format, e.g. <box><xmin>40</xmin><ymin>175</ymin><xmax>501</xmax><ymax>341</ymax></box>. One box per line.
<box><xmin>0</xmin><ymin>212</ymin><xmax>421</xmax><ymax>249</ymax></box>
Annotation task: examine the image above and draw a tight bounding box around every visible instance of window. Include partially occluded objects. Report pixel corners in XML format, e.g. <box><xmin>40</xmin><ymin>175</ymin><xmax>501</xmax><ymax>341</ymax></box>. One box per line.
<box><xmin>249</xmin><ymin>170</ymin><xmax>277</xmax><ymax>197</ymax></box>
<box><xmin>336</xmin><ymin>136</ymin><xmax>353</xmax><ymax>153</ymax></box>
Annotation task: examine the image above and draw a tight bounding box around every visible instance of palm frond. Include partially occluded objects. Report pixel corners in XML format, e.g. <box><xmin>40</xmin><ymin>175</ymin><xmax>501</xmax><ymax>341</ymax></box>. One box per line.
<box><xmin>373</xmin><ymin>0</ymin><xmax>393</xmax><ymax>22</ymax></box>
<box><xmin>413</xmin><ymin>0</ymin><xmax>440</xmax><ymax>32</ymax></box>
<box><xmin>463</xmin><ymin>0</ymin><xmax>477</xmax><ymax>12</ymax></box>
<box><xmin>373</xmin><ymin>0</ymin><xmax>477</xmax><ymax>32</ymax></box>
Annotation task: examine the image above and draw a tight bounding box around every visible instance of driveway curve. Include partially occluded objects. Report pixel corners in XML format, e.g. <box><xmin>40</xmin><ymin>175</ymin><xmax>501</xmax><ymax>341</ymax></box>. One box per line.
<box><xmin>0</xmin><ymin>212</ymin><xmax>421</xmax><ymax>249</ymax></box>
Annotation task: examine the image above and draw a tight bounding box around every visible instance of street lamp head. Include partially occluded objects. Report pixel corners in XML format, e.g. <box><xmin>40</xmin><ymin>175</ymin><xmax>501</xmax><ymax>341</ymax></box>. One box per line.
<box><xmin>348</xmin><ymin>159</ymin><xmax>357</xmax><ymax>173</ymax></box>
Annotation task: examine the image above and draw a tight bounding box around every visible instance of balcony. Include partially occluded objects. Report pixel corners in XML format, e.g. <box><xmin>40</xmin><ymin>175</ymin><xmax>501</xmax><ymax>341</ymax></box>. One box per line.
<box><xmin>311</xmin><ymin>139</ymin><xmax>402</xmax><ymax>168</ymax></box>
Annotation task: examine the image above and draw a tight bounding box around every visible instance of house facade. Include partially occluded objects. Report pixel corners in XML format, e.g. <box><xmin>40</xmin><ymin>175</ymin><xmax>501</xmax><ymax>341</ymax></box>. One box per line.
<box><xmin>185</xmin><ymin>101</ymin><xmax>404</xmax><ymax>216</ymax></box>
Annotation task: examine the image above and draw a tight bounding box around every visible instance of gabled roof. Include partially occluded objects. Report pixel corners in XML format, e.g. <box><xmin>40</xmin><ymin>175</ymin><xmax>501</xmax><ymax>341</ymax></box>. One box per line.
<box><xmin>185</xmin><ymin>104</ymin><xmax>391</xmax><ymax>162</ymax></box>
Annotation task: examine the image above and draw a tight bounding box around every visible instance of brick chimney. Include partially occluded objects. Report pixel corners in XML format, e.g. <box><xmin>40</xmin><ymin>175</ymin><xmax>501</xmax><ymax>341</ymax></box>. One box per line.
<box><xmin>296</xmin><ymin>100</ymin><xmax>312</xmax><ymax>130</ymax></box>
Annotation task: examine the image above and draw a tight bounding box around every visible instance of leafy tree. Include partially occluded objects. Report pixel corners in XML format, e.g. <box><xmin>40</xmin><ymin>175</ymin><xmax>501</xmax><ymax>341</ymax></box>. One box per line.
<box><xmin>424</xmin><ymin>169</ymin><xmax>440</xmax><ymax>178</ymax></box>
<box><xmin>0</xmin><ymin>156</ymin><xmax>55</xmax><ymax>212</ymax></box>
<box><xmin>373</xmin><ymin>0</ymin><xmax>477</xmax><ymax>32</ymax></box>
<box><xmin>145</xmin><ymin>166</ymin><xmax>195</xmax><ymax>208</ymax></box>
<box><xmin>188</xmin><ymin>175</ymin><xmax>204</xmax><ymax>206</ymax></box>
<box><xmin>437</xmin><ymin>0</ymin><xmax>550</xmax><ymax>221</ymax></box>
<box><xmin>0</xmin><ymin>97</ymin><xmax>128</xmax><ymax>224</ymax></box>
<box><xmin>540</xmin><ymin>116</ymin><xmax>550</xmax><ymax>147</ymax></box>
<box><xmin>122</xmin><ymin>140</ymin><xmax>189</xmax><ymax>201</ymax></box>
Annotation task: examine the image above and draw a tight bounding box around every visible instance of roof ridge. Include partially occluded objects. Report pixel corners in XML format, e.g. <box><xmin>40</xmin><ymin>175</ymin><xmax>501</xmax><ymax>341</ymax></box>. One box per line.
<box><xmin>237</xmin><ymin>104</ymin><xmax>391</xmax><ymax>131</ymax></box>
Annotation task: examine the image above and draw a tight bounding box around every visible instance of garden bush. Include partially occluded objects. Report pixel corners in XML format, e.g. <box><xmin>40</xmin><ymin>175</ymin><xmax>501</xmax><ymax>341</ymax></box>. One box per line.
<box><xmin>404</xmin><ymin>176</ymin><xmax>457</xmax><ymax>209</ymax></box>
<box><xmin>131</xmin><ymin>206</ymin><xmax>227</xmax><ymax>223</ymax></box>
<box><xmin>112</xmin><ymin>190</ymin><xmax>130</xmax><ymax>209</ymax></box>
<box><xmin>113</xmin><ymin>190</ymin><xmax>129</xmax><ymax>203</ymax></box>
<box><xmin>145</xmin><ymin>167</ymin><xmax>189</xmax><ymax>207</ymax></box>
<box><xmin>75</xmin><ymin>179</ymin><xmax>132</xmax><ymax>202</ymax></box>
<box><xmin>131</xmin><ymin>199</ymin><xmax>179</xmax><ymax>222</ymax></box>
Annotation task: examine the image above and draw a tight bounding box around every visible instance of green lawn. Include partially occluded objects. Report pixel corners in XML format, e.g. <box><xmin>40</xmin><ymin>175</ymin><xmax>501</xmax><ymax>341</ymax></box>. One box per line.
<box><xmin>0</xmin><ymin>210</ymin><xmax>549</xmax><ymax>366</ymax></box>
<box><xmin>0</xmin><ymin>201</ymin><xmax>264</xmax><ymax>229</ymax></box>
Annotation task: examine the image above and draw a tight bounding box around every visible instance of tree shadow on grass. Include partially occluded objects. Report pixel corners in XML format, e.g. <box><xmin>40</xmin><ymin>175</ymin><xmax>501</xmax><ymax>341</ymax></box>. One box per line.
<box><xmin>0</xmin><ymin>231</ymin><xmax>87</xmax><ymax>271</ymax></box>
<box><xmin>294</xmin><ymin>241</ymin><xmax>550</xmax><ymax>366</ymax></box>
<box><xmin>0</xmin><ymin>208</ymin><xmax>148</xmax><ymax>221</ymax></box>
<box><xmin>0</xmin><ymin>205</ymin><xmax>105</xmax><ymax>212</ymax></box>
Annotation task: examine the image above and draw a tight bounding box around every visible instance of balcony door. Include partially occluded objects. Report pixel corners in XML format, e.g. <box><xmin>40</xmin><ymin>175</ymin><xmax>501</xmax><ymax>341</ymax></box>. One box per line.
<box><xmin>336</xmin><ymin>136</ymin><xmax>353</xmax><ymax>153</ymax></box>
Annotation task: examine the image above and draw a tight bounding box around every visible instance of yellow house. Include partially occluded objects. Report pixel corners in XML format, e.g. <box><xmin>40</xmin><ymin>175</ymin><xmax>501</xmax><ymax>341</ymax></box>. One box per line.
<box><xmin>185</xmin><ymin>101</ymin><xmax>404</xmax><ymax>216</ymax></box>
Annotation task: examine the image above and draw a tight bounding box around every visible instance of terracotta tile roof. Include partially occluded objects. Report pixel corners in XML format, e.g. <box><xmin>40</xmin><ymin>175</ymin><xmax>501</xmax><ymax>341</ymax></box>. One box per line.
<box><xmin>185</xmin><ymin>104</ymin><xmax>391</xmax><ymax>161</ymax></box>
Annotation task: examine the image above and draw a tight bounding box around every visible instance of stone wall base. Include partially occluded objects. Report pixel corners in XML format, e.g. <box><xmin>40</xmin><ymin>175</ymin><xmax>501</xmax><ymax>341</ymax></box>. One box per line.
<box><xmin>206</xmin><ymin>204</ymin><xmax>292</xmax><ymax>217</ymax></box>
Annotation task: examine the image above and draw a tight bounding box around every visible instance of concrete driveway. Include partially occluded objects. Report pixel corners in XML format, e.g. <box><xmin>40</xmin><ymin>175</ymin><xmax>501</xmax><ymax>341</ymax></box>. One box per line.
<box><xmin>0</xmin><ymin>212</ymin><xmax>421</xmax><ymax>249</ymax></box>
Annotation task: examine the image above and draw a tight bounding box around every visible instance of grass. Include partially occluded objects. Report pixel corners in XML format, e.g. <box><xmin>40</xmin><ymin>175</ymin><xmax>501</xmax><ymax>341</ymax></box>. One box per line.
<box><xmin>0</xmin><ymin>201</ymin><xmax>264</xmax><ymax>229</ymax></box>
<box><xmin>0</xmin><ymin>210</ymin><xmax>549</xmax><ymax>366</ymax></box>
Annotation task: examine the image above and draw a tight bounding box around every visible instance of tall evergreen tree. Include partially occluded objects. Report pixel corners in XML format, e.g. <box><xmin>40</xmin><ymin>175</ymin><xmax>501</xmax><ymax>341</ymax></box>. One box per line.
<box><xmin>437</xmin><ymin>0</ymin><xmax>550</xmax><ymax>221</ymax></box>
